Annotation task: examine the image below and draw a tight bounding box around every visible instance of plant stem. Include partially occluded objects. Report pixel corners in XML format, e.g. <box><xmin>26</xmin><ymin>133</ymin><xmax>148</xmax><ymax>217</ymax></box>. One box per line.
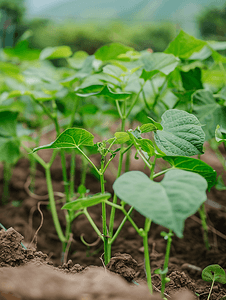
<box><xmin>125</xmin><ymin>83</ymin><xmax>145</xmax><ymax>119</ymax></box>
<box><xmin>83</xmin><ymin>208</ymin><xmax>104</xmax><ymax>241</ymax></box>
<box><xmin>45</xmin><ymin>165</ymin><xmax>66</xmax><ymax>243</ymax></box>
<box><xmin>143</xmin><ymin>218</ymin><xmax>153</xmax><ymax>294</ymax></box>
<box><xmin>207</xmin><ymin>277</ymin><xmax>215</xmax><ymax>300</ymax></box>
<box><xmin>69</xmin><ymin>95</ymin><xmax>79</xmax><ymax>128</ymax></box>
<box><xmin>199</xmin><ymin>203</ymin><xmax>210</xmax><ymax>250</ymax></box>
<box><xmin>100</xmin><ymin>158</ymin><xmax>109</xmax><ymax>264</ymax></box>
<box><xmin>125</xmin><ymin>143</ymin><xmax>132</xmax><ymax>172</ymax></box>
<box><xmin>29</xmin><ymin>154</ymin><xmax>36</xmax><ymax>193</ymax></box>
<box><xmin>161</xmin><ymin>230</ymin><xmax>173</xmax><ymax>296</ymax></box>
<box><xmin>110</xmin><ymin>206</ymin><xmax>134</xmax><ymax>244</ymax></box>
<box><xmin>81</xmin><ymin>154</ymin><xmax>88</xmax><ymax>186</ymax></box>
<box><xmin>70</xmin><ymin>149</ymin><xmax>76</xmax><ymax>199</ymax></box>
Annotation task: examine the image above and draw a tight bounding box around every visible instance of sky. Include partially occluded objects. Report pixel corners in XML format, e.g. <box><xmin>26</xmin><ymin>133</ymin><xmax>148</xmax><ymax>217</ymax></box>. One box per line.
<box><xmin>26</xmin><ymin>0</ymin><xmax>63</xmax><ymax>14</ymax></box>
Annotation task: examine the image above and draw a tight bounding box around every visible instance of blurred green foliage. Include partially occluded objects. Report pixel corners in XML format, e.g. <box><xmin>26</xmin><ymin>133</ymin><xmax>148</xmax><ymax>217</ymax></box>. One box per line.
<box><xmin>198</xmin><ymin>4</ymin><xmax>226</xmax><ymax>41</ymax></box>
<box><xmin>1</xmin><ymin>0</ymin><xmax>176</xmax><ymax>54</ymax></box>
<box><xmin>23</xmin><ymin>20</ymin><xmax>176</xmax><ymax>54</ymax></box>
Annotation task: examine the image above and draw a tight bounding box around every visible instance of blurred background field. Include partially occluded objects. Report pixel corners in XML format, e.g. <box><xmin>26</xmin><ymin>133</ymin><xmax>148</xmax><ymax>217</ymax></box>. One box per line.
<box><xmin>1</xmin><ymin>0</ymin><xmax>226</xmax><ymax>53</ymax></box>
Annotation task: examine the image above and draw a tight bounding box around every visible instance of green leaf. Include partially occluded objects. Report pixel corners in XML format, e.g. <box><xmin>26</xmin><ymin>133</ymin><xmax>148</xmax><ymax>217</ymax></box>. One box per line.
<box><xmin>163</xmin><ymin>156</ymin><xmax>216</xmax><ymax>191</ymax></box>
<box><xmin>164</xmin><ymin>30</ymin><xmax>206</xmax><ymax>59</ymax></box>
<box><xmin>75</xmin><ymin>85</ymin><xmax>131</xmax><ymax>100</ymax></box>
<box><xmin>40</xmin><ymin>46</ymin><xmax>72</xmax><ymax>60</ymax></box>
<box><xmin>140</xmin><ymin>123</ymin><xmax>158</xmax><ymax>133</ymax></box>
<box><xmin>6</xmin><ymin>90</ymin><xmax>53</xmax><ymax>102</ymax></box>
<box><xmin>180</xmin><ymin>67</ymin><xmax>203</xmax><ymax>91</ymax></box>
<box><xmin>140</xmin><ymin>70</ymin><xmax>159</xmax><ymax>81</ymax></box>
<box><xmin>33</xmin><ymin>128</ymin><xmax>94</xmax><ymax>152</ymax></box>
<box><xmin>103</xmin><ymin>65</ymin><xmax>124</xmax><ymax>81</ymax></box>
<box><xmin>113</xmin><ymin>169</ymin><xmax>207</xmax><ymax>238</ymax></box>
<box><xmin>0</xmin><ymin>111</ymin><xmax>18</xmax><ymax>137</ymax></box>
<box><xmin>0</xmin><ymin>138</ymin><xmax>20</xmax><ymax>164</ymax></box>
<box><xmin>189</xmin><ymin>45</ymin><xmax>212</xmax><ymax>60</ymax></box>
<box><xmin>215</xmin><ymin>175</ymin><xmax>226</xmax><ymax>191</ymax></box>
<box><xmin>75</xmin><ymin>84</ymin><xmax>104</xmax><ymax>96</ymax></box>
<box><xmin>141</xmin><ymin>52</ymin><xmax>180</xmax><ymax>76</ymax></box>
<box><xmin>137</xmin><ymin>139</ymin><xmax>155</xmax><ymax>157</ymax></box>
<box><xmin>202</xmin><ymin>265</ymin><xmax>226</xmax><ymax>284</ymax></box>
<box><xmin>62</xmin><ymin>192</ymin><xmax>111</xmax><ymax>210</ymax></box>
<box><xmin>192</xmin><ymin>90</ymin><xmax>226</xmax><ymax>141</ymax></box>
<box><xmin>154</xmin><ymin>109</ymin><xmax>205</xmax><ymax>156</ymax></box>
<box><xmin>107</xmin><ymin>132</ymin><xmax>130</xmax><ymax>144</ymax></box>
<box><xmin>147</xmin><ymin>117</ymin><xmax>163</xmax><ymax>131</ymax></box>
<box><xmin>215</xmin><ymin>125</ymin><xmax>226</xmax><ymax>143</ymax></box>
<box><xmin>95</xmin><ymin>43</ymin><xmax>133</xmax><ymax>61</ymax></box>
<box><xmin>67</xmin><ymin>51</ymin><xmax>88</xmax><ymax>69</ymax></box>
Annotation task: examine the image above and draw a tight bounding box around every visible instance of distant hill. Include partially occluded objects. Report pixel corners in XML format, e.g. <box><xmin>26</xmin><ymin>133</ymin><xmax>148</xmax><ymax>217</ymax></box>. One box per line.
<box><xmin>26</xmin><ymin>0</ymin><xmax>226</xmax><ymax>37</ymax></box>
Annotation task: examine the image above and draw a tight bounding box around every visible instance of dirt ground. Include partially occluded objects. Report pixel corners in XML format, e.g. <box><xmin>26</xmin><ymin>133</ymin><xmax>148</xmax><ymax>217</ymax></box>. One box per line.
<box><xmin>0</xmin><ymin>133</ymin><xmax>226</xmax><ymax>300</ymax></box>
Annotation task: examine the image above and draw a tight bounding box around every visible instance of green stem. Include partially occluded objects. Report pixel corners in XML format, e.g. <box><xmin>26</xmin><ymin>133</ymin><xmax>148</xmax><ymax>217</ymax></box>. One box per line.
<box><xmin>81</xmin><ymin>154</ymin><xmax>88</xmax><ymax>186</ymax></box>
<box><xmin>125</xmin><ymin>83</ymin><xmax>145</xmax><ymax>119</ymax></box>
<box><xmin>143</xmin><ymin>218</ymin><xmax>153</xmax><ymax>294</ymax></box>
<box><xmin>207</xmin><ymin>278</ymin><xmax>215</xmax><ymax>300</ymax></box>
<box><xmin>153</xmin><ymin>168</ymin><xmax>172</xmax><ymax>179</ymax></box>
<box><xmin>150</xmin><ymin>156</ymin><xmax>157</xmax><ymax>180</ymax></box>
<box><xmin>125</xmin><ymin>143</ymin><xmax>132</xmax><ymax>172</ymax></box>
<box><xmin>100</xmin><ymin>158</ymin><xmax>109</xmax><ymax>264</ymax></box>
<box><xmin>70</xmin><ymin>149</ymin><xmax>76</xmax><ymax>199</ymax></box>
<box><xmin>115</xmin><ymin>100</ymin><xmax>123</xmax><ymax>119</ymax></box>
<box><xmin>45</xmin><ymin>166</ymin><xmax>66</xmax><ymax>243</ymax></box>
<box><xmin>137</xmin><ymin>150</ymin><xmax>153</xmax><ymax>171</ymax></box>
<box><xmin>83</xmin><ymin>208</ymin><xmax>104</xmax><ymax>241</ymax></box>
<box><xmin>142</xmin><ymin>89</ymin><xmax>151</xmax><ymax>111</ymax></box>
<box><xmin>198</xmin><ymin>203</ymin><xmax>210</xmax><ymax>250</ymax></box>
<box><xmin>161</xmin><ymin>230</ymin><xmax>173</xmax><ymax>296</ymax></box>
<box><xmin>69</xmin><ymin>95</ymin><xmax>79</xmax><ymax>128</ymax></box>
<box><xmin>109</xmin><ymin>150</ymin><xmax>124</xmax><ymax>235</ymax></box>
<box><xmin>76</xmin><ymin>147</ymin><xmax>100</xmax><ymax>175</ymax></box>
<box><xmin>110</xmin><ymin>206</ymin><xmax>134</xmax><ymax>244</ymax></box>
<box><xmin>22</xmin><ymin>144</ymin><xmax>47</xmax><ymax>169</ymax></box>
<box><xmin>29</xmin><ymin>155</ymin><xmax>37</xmax><ymax>193</ymax></box>
<box><xmin>121</xmin><ymin>207</ymin><xmax>141</xmax><ymax>235</ymax></box>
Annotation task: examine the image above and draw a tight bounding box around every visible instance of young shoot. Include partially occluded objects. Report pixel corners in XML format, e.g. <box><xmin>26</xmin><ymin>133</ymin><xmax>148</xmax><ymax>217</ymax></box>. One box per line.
<box><xmin>202</xmin><ymin>264</ymin><xmax>226</xmax><ymax>300</ymax></box>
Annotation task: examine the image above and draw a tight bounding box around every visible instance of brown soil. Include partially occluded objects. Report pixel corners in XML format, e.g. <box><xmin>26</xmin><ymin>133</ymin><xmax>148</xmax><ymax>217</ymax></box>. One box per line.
<box><xmin>0</xmin><ymin>135</ymin><xmax>226</xmax><ymax>300</ymax></box>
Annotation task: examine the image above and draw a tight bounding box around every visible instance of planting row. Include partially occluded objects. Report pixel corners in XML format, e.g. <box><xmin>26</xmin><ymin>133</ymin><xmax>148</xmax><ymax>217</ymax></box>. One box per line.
<box><xmin>0</xmin><ymin>30</ymin><xmax>226</xmax><ymax>296</ymax></box>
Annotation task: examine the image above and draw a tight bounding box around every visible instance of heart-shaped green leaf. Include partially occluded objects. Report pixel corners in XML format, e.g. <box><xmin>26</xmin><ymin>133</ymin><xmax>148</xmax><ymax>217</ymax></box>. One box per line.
<box><xmin>40</xmin><ymin>46</ymin><xmax>72</xmax><ymax>60</ymax></box>
<box><xmin>32</xmin><ymin>128</ymin><xmax>94</xmax><ymax>152</ymax></box>
<box><xmin>95</xmin><ymin>43</ymin><xmax>133</xmax><ymax>61</ymax></box>
<box><xmin>62</xmin><ymin>193</ymin><xmax>111</xmax><ymax>210</ymax></box>
<box><xmin>154</xmin><ymin>109</ymin><xmax>205</xmax><ymax>156</ymax></box>
<box><xmin>113</xmin><ymin>169</ymin><xmax>207</xmax><ymax>237</ymax></box>
<box><xmin>141</xmin><ymin>52</ymin><xmax>180</xmax><ymax>76</ymax></box>
<box><xmin>163</xmin><ymin>156</ymin><xmax>216</xmax><ymax>191</ymax></box>
<box><xmin>202</xmin><ymin>265</ymin><xmax>226</xmax><ymax>284</ymax></box>
<box><xmin>164</xmin><ymin>30</ymin><xmax>206</xmax><ymax>59</ymax></box>
<box><xmin>75</xmin><ymin>85</ymin><xmax>131</xmax><ymax>100</ymax></box>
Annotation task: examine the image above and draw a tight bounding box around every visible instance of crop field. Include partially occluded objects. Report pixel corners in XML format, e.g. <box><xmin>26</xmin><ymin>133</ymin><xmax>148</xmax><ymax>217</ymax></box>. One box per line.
<box><xmin>0</xmin><ymin>30</ymin><xmax>226</xmax><ymax>300</ymax></box>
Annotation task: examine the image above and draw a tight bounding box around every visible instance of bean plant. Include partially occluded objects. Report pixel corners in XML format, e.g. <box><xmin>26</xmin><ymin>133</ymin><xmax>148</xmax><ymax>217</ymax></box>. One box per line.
<box><xmin>33</xmin><ymin>109</ymin><xmax>216</xmax><ymax>295</ymax></box>
<box><xmin>0</xmin><ymin>29</ymin><xmax>225</xmax><ymax>295</ymax></box>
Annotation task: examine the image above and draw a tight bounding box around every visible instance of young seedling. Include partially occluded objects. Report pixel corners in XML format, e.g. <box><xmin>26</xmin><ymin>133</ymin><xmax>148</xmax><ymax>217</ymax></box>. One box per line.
<box><xmin>113</xmin><ymin>109</ymin><xmax>216</xmax><ymax>293</ymax></box>
<box><xmin>202</xmin><ymin>264</ymin><xmax>226</xmax><ymax>300</ymax></box>
<box><xmin>154</xmin><ymin>231</ymin><xmax>173</xmax><ymax>298</ymax></box>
